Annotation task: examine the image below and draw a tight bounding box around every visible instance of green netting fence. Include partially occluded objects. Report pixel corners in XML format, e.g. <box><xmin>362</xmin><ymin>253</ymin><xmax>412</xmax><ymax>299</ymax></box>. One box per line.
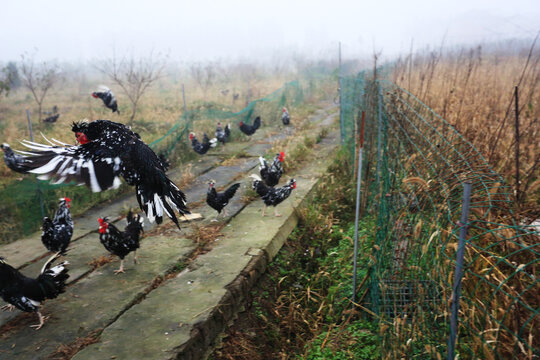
<box><xmin>0</xmin><ymin>80</ymin><xmax>305</xmax><ymax>243</ymax></box>
<box><xmin>149</xmin><ymin>80</ymin><xmax>304</xmax><ymax>158</ymax></box>
<box><xmin>342</xmin><ymin>70</ymin><xmax>539</xmax><ymax>359</ymax></box>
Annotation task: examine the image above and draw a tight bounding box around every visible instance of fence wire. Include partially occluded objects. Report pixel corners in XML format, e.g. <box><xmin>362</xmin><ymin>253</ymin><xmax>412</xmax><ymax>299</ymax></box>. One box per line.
<box><xmin>342</xmin><ymin>71</ymin><xmax>539</xmax><ymax>359</ymax></box>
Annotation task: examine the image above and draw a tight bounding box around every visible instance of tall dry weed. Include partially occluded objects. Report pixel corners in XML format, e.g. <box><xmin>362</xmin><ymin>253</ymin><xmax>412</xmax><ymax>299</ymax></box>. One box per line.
<box><xmin>392</xmin><ymin>41</ymin><xmax>540</xmax><ymax>215</ymax></box>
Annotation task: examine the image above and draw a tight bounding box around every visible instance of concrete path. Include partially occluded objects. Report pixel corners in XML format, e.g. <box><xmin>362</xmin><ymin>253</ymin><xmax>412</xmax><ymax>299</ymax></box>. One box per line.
<box><xmin>0</xmin><ymin>104</ymin><xmax>338</xmax><ymax>359</ymax></box>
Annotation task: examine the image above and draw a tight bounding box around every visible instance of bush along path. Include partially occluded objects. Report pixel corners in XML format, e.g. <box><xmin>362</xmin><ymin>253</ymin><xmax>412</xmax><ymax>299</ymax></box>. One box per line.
<box><xmin>0</xmin><ymin>104</ymin><xmax>338</xmax><ymax>359</ymax></box>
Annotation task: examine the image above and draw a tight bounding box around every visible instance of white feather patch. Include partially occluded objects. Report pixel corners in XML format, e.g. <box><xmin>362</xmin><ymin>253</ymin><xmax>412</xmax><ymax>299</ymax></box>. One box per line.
<box><xmin>112</xmin><ymin>176</ymin><xmax>122</xmax><ymax>189</ymax></box>
<box><xmin>28</xmin><ymin>156</ymin><xmax>64</xmax><ymax>174</ymax></box>
<box><xmin>154</xmin><ymin>193</ymin><xmax>164</xmax><ymax>218</ymax></box>
<box><xmin>81</xmin><ymin>161</ymin><xmax>101</xmax><ymax>192</ymax></box>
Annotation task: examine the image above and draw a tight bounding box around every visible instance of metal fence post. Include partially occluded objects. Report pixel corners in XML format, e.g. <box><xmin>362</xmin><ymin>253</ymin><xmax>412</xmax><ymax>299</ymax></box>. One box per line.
<box><xmin>182</xmin><ymin>83</ymin><xmax>189</xmax><ymax>141</ymax></box>
<box><xmin>26</xmin><ymin>109</ymin><xmax>45</xmax><ymax>218</ymax></box>
<box><xmin>376</xmin><ymin>81</ymin><xmax>382</xmax><ymax>187</ymax></box>
<box><xmin>447</xmin><ymin>181</ymin><xmax>472</xmax><ymax>360</ymax></box>
<box><xmin>352</xmin><ymin>111</ymin><xmax>366</xmax><ymax>303</ymax></box>
<box><xmin>338</xmin><ymin>43</ymin><xmax>347</xmax><ymax>143</ymax></box>
<box><xmin>338</xmin><ymin>42</ymin><xmax>344</xmax><ymax>143</ymax></box>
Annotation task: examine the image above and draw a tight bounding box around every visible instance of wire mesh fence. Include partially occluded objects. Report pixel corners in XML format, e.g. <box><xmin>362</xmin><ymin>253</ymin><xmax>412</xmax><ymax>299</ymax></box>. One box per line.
<box><xmin>342</xmin><ymin>70</ymin><xmax>539</xmax><ymax>359</ymax></box>
<box><xmin>0</xmin><ymin>80</ymin><xmax>305</xmax><ymax>243</ymax></box>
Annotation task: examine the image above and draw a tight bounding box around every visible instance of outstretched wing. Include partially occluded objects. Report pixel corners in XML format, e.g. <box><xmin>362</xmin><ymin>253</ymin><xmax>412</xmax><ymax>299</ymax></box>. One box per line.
<box><xmin>19</xmin><ymin>140</ymin><xmax>122</xmax><ymax>192</ymax></box>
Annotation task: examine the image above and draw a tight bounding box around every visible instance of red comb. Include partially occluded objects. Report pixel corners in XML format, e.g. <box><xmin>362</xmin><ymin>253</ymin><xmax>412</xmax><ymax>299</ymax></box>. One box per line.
<box><xmin>64</xmin><ymin>197</ymin><xmax>71</xmax><ymax>202</ymax></box>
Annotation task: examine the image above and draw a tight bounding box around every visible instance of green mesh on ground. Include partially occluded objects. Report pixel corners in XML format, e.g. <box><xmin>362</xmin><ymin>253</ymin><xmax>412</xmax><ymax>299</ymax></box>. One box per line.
<box><xmin>0</xmin><ymin>80</ymin><xmax>305</xmax><ymax>243</ymax></box>
<box><xmin>149</xmin><ymin>80</ymin><xmax>304</xmax><ymax>158</ymax></box>
<box><xmin>342</xmin><ymin>71</ymin><xmax>539</xmax><ymax>359</ymax></box>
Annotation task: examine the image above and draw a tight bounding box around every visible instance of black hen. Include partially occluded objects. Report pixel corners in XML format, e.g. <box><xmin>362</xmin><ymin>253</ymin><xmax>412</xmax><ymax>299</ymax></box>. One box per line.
<box><xmin>43</xmin><ymin>114</ymin><xmax>60</xmax><ymax>123</ymax></box>
<box><xmin>0</xmin><ymin>253</ymin><xmax>69</xmax><ymax>330</ymax></box>
<box><xmin>249</xmin><ymin>174</ymin><xmax>296</xmax><ymax>217</ymax></box>
<box><xmin>1</xmin><ymin>143</ymin><xmax>32</xmax><ymax>173</ymax></box>
<box><xmin>259</xmin><ymin>152</ymin><xmax>285</xmax><ymax>187</ymax></box>
<box><xmin>238</xmin><ymin>116</ymin><xmax>261</xmax><ymax>136</ymax></box>
<box><xmin>189</xmin><ymin>132</ymin><xmax>217</xmax><ymax>155</ymax></box>
<box><xmin>92</xmin><ymin>86</ymin><xmax>119</xmax><ymax>113</ymax></box>
<box><xmin>14</xmin><ymin>120</ymin><xmax>190</xmax><ymax>229</ymax></box>
<box><xmin>206</xmin><ymin>180</ymin><xmax>240</xmax><ymax>220</ymax></box>
<box><xmin>41</xmin><ymin>197</ymin><xmax>73</xmax><ymax>254</ymax></box>
<box><xmin>215</xmin><ymin>123</ymin><xmax>231</xmax><ymax>145</ymax></box>
<box><xmin>98</xmin><ymin>211</ymin><xmax>144</xmax><ymax>274</ymax></box>
<box><xmin>282</xmin><ymin>108</ymin><xmax>290</xmax><ymax>125</ymax></box>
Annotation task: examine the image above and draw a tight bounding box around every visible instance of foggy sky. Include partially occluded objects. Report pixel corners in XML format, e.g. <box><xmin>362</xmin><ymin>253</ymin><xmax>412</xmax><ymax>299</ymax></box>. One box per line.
<box><xmin>1</xmin><ymin>0</ymin><xmax>538</xmax><ymax>64</ymax></box>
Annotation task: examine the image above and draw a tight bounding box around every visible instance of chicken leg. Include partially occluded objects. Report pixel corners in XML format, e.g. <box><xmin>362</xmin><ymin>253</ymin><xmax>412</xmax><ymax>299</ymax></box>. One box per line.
<box><xmin>30</xmin><ymin>311</ymin><xmax>46</xmax><ymax>330</ymax></box>
<box><xmin>1</xmin><ymin>304</ymin><xmax>15</xmax><ymax>312</ymax></box>
<box><xmin>114</xmin><ymin>259</ymin><xmax>125</xmax><ymax>274</ymax></box>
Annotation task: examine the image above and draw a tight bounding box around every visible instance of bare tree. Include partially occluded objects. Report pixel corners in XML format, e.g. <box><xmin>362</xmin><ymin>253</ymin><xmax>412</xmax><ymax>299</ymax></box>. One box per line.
<box><xmin>190</xmin><ymin>62</ymin><xmax>217</xmax><ymax>94</ymax></box>
<box><xmin>0</xmin><ymin>68</ymin><xmax>10</xmax><ymax>99</ymax></box>
<box><xmin>19</xmin><ymin>52</ymin><xmax>60</xmax><ymax>121</ymax></box>
<box><xmin>97</xmin><ymin>51</ymin><xmax>166</xmax><ymax>124</ymax></box>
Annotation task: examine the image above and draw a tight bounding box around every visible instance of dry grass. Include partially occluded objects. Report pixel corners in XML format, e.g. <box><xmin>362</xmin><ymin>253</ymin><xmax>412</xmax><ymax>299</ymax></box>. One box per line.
<box><xmin>176</xmin><ymin>163</ymin><xmax>195</xmax><ymax>189</ymax></box>
<box><xmin>48</xmin><ymin>329</ymin><xmax>102</xmax><ymax>360</ymax></box>
<box><xmin>391</xmin><ymin>41</ymin><xmax>540</xmax><ymax>215</ymax></box>
<box><xmin>375</xmin><ymin>40</ymin><xmax>540</xmax><ymax>359</ymax></box>
<box><xmin>87</xmin><ymin>255</ymin><xmax>115</xmax><ymax>269</ymax></box>
<box><xmin>185</xmin><ymin>223</ymin><xmax>225</xmax><ymax>261</ymax></box>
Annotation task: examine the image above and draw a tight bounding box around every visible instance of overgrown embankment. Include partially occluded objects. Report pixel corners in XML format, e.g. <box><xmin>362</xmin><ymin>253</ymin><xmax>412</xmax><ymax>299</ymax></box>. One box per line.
<box><xmin>211</xmin><ymin>149</ymin><xmax>380</xmax><ymax>360</ymax></box>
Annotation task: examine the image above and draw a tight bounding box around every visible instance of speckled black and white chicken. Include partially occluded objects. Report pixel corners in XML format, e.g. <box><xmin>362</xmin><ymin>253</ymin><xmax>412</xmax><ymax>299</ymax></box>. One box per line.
<box><xmin>98</xmin><ymin>211</ymin><xmax>144</xmax><ymax>274</ymax></box>
<box><xmin>282</xmin><ymin>108</ymin><xmax>290</xmax><ymax>125</ymax></box>
<box><xmin>259</xmin><ymin>152</ymin><xmax>284</xmax><ymax>187</ymax></box>
<box><xmin>92</xmin><ymin>86</ymin><xmax>119</xmax><ymax>113</ymax></box>
<box><xmin>215</xmin><ymin>123</ymin><xmax>231</xmax><ymax>145</ymax></box>
<box><xmin>41</xmin><ymin>197</ymin><xmax>73</xmax><ymax>254</ymax></box>
<box><xmin>9</xmin><ymin>120</ymin><xmax>190</xmax><ymax>229</ymax></box>
<box><xmin>249</xmin><ymin>174</ymin><xmax>296</xmax><ymax>217</ymax></box>
<box><xmin>189</xmin><ymin>132</ymin><xmax>217</xmax><ymax>155</ymax></box>
<box><xmin>0</xmin><ymin>253</ymin><xmax>69</xmax><ymax>330</ymax></box>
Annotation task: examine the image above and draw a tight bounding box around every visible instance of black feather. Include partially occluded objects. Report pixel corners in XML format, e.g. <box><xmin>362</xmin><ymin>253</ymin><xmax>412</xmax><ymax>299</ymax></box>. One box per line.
<box><xmin>0</xmin><ymin>254</ymin><xmax>69</xmax><ymax>314</ymax></box>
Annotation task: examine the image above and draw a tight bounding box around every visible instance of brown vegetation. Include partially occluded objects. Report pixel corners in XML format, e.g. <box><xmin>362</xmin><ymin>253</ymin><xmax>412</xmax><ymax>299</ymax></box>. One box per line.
<box><xmin>391</xmin><ymin>39</ymin><xmax>540</xmax><ymax>216</ymax></box>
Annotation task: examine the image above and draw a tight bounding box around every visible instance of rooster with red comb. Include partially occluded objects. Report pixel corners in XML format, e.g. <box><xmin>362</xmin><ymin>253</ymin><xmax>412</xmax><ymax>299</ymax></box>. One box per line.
<box><xmin>9</xmin><ymin>119</ymin><xmax>190</xmax><ymax>229</ymax></box>
<box><xmin>282</xmin><ymin>107</ymin><xmax>290</xmax><ymax>125</ymax></box>
<box><xmin>259</xmin><ymin>152</ymin><xmax>285</xmax><ymax>187</ymax></box>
